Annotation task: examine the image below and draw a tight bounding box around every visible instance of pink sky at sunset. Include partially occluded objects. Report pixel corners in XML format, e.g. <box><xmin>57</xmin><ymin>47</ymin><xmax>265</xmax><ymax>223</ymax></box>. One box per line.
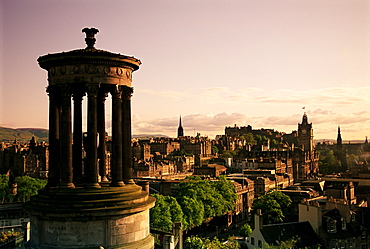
<box><xmin>1</xmin><ymin>0</ymin><xmax>370</xmax><ymax>140</ymax></box>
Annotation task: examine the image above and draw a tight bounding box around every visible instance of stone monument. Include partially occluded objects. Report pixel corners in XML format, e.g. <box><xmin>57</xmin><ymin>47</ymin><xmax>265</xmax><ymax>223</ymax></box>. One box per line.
<box><xmin>25</xmin><ymin>28</ymin><xmax>155</xmax><ymax>249</ymax></box>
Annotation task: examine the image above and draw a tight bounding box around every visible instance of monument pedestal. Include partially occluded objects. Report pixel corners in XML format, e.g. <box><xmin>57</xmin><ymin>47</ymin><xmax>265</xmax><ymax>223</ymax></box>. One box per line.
<box><xmin>25</xmin><ymin>185</ymin><xmax>155</xmax><ymax>249</ymax></box>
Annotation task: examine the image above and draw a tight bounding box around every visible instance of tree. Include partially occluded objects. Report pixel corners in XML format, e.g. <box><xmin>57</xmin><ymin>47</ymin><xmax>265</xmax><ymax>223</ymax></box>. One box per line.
<box><xmin>318</xmin><ymin>149</ymin><xmax>341</xmax><ymax>175</ymax></box>
<box><xmin>0</xmin><ymin>175</ymin><xmax>10</xmax><ymax>203</ymax></box>
<box><xmin>170</xmin><ymin>149</ymin><xmax>192</xmax><ymax>156</ymax></box>
<box><xmin>214</xmin><ymin>175</ymin><xmax>238</xmax><ymax>211</ymax></box>
<box><xmin>261</xmin><ymin>238</ymin><xmax>297</xmax><ymax>249</ymax></box>
<box><xmin>261</xmin><ymin>237</ymin><xmax>322</xmax><ymax>249</ymax></box>
<box><xmin>177</xmin><ymin>195</ymin><xmax>204</xmax><ymax>228</ymax></box>
<box><xmin>238</xmin><ymin>224</ymin><xmax>252</xmax><ymax>239</ymax></box>
<box><xmin>150</xmin><ymin>194</ymin><xmax>186</xmax><ymax>232</ymax></box>
<box><xmin>254</xmin><ymin>135</ymin><xmax>269</xmax><ymax>146</ymax></box>
<box><xmin>240</xmin><ymin>133</ymin><xmax>256</xmax><ymax>145</ymax></box>
<box><xmin>221</xmin><ymin>150</ymin><xmax>238</xmax><ymax>159</ymax></box>
<box><xmin>14</xmin><ymin>176</ymin><xmax>47</xmax><ymax>202</ymax></box>
<box><xmin>270</xmin><ymin>139</ymin><xmax>280</xmax><ymax>148</ymax></box>
<box><xmin>178</xmin><ymin>179</ymin><xmax>228</xmax><ymax>220</ymax></box>
<box><xmin>185</xmin><ymin>236</ymin><xmax>240</xmax><ymax>249</ymax></box>
<box><xmin>212</xmin><ymin>146</ymin><xmax>219</xmax><ymax>155</ymax></box>
<box><xmin>252</xmin><ymin>190</ymin><xmax>292</xmax><ymax>224</ymax></box>
<box><xmin>176</xmin><ymin>177</ymin><xmax>237</xmax><ymax>226</ymax></box>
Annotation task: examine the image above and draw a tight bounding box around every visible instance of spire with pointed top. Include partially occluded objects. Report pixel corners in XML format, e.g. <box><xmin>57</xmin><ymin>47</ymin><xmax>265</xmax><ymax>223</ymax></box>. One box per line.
<box><xmin>337</xmin><ymin>126</ymin><xmax>342</xmax><ymax>147</ymax></box>
<box><xmin>177</xmin><ymin>116</ymin><xmax>184</xmax><ymax>137</ymax></box>
<box><xmin>302</xmin><ymin>113</ymin><xmax>308</xmax><ymax>125</ymax></box>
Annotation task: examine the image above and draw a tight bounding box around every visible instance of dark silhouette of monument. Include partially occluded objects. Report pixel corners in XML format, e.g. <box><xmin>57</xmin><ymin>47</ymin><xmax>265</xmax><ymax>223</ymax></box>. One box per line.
<box><xmin>25</xmin><ymin>28</ymin><xmax>155</xmax><ymax>249</ymax></box>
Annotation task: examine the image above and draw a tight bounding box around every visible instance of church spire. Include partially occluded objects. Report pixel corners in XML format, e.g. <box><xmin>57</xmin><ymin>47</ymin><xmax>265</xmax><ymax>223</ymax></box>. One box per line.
<box><xmin>177</xmin><ymin>116</ymin><xmax>184</xmax><ymax>137</ymax></box>
<box><xmin>337</xmin><ymin>126</ymin><xmax>342</xmax><ymax>148</ymax></box>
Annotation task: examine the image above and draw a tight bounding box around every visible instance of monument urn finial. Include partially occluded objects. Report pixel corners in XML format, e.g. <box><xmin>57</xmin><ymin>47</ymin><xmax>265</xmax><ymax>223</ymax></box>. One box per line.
<box><xmin>82</xmin><ymin>27</ymin><xmax>99</xmax><ymax>49</ymax></box>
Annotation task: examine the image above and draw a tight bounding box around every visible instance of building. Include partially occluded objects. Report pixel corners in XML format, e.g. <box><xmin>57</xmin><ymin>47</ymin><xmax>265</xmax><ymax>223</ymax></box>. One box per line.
<box><xmin>0</xmin><ymin>138</ymin><xmax>48</xmax><ymax>178</ymax></box>
<box><xmin>247</xmin><ymin>210</ymin><xmax>323</xmax><ymax>248</ymax></box>
<box><xmin>224</xmin><ymin>113</ymin><xmax>319</xmax><ymax>182</ymax></box>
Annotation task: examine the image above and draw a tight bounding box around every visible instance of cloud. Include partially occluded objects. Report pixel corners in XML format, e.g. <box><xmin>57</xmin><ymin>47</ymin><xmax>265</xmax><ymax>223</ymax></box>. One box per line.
<box><xmin>137</xmin><ymin>86</ymin><xmax>370</xmax><ymax>108</ymax></box>
<box><xmin>131</xmin><ymin>109</ymin><xmax>370</xmax><ymax>139</ymax></box>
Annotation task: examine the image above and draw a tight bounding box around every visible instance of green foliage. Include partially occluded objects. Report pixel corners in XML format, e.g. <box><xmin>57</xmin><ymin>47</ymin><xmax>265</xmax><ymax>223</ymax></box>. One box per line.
<box><xmin>221</xmin><ymin>150</ymin><xmax>238</xmax><ymax>159</ymax></box>
<box><xmin>14</xmin><ymin>176</ymin><xmax>47</xmax><ymax>202</ymax></box>
<box><xmin>240</xmin><ymin>133</ymin><xmax>256</xmax><ymax>145</ymax></box>
<box><xmin>270</xmin><ymin>139</ymin><xmax>280</xmax><ymax>148</ymax></box>
<box><xmin>150</xmin><ymin>194</ymin><xmax>186</xmax><ymax>232</ymax></box>
<box><xmin>261</xmin><ymin>237</ymin><xmax>297</xmax><ymax>249</ymax></box>
<box><xmin>177</xmin><ymin>195</ymin><xmax>204</xmax><ymax>227</ymax></box>
<box><xmin>238</xmin><ymin>224</ymin><xmax>252</xmax><ymax>238</ymax></box>
<box><xmin>0</xmin><ymin>229</ymin><xmax>21</xmax><ymax>244</ymax></box>
<box><xmin>254</xmin><ymin>135</ymin><xmax>269</xmax><ymax>146</ymax></box>
<box><xmin>347</xmin><ymin>153</ymin><xmax>359</xmax><ymax>166</ymax></box>
<box><xmin>185</xmin><ymin>175</ymin><xmax>202</xmax><ymax>181</ymax></box>
<box><xmin>178</xmin><ymin>179</ymin><xmax>223</xmax><ymax>219</ymax></box>
<box><xmin>150</xmin><ymin>177</ymin><xmax>238</xmax><ymax>231</ymax></box>
<box><xmin>0</xmin><ymin>175</ymin><xmax>10</xmax><ymax>203</ymax></box>
<box><xmin>260</xmin><ymin>237</ymin><xmax>321</xmax><ymax>249</ymax></box>
<box><xmin>185</xmin><ymin>236</ymin><xmax>240</xmax><ymax>249</ymax></box>
<box><xmin>214</xmin><ymin>175</ymin><xmax>238</xmax><ymax>211</ymax></box>
<box><xmin>170</xmin><ymin>149</ymin><xmax>193</xmax><ymax>156</ymax></box>
<box><xmin>0</xmin><ymin>127</ymin><xmax>48</xmax><ymax>142</ymax></box>
<box><xmin>318</xmin><ymin>149</ymin><xmax>341</xmax><ymax>175</ymax></box>
<box><xmin>0</xmin><ymin>175</ymin><xmax>46</xmax><ymax>203</ymax></box>
<box><xmin>252</xmin><ymin>190</ymin><xmax>292</xmax><ymax>224</ymax></box>
<box><xmin>212</xmin><ymin>146</ymin><xmax>219</xmax><ymax>154</ymax></box>
<box><xmin>177</xmin><ymin>177</ymin><xmax>237</xmax><ymax>224</ymax></box>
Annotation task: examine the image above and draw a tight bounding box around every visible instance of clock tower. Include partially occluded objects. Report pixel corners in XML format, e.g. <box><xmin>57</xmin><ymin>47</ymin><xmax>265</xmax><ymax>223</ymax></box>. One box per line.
<box><xmin>295</xmin><ymin>112</ymin><xmax>319</xmax><ymax>180</ymax></box>
<box><xmin>297</xmin><ymin>113</ymin><xmax>313</xmax><ymax>152</ymax></box>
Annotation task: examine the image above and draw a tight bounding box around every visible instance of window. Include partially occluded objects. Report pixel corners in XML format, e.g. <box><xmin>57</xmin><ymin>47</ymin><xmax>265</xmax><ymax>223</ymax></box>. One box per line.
<box><xmin>330</xmin><ymin>240</ymin><xmax>337</xmax><ymax>249</ymax></box>
<box><xmin>349</xmin><ymin>238</ymin><xmax>355</xmax><ymax>248</ymax></box>
<box><xmin>251</xmin><ymin>237</ymin><xmax>255</xmax><ymax>245</ymax></box>
<box><xmin>327</xmin><ymin>219</ymin><xmax>337</xmax><ymax>233</ymax></box>
<box><xmin>361</xmin><ymin>231</ymin><xmax>366</xmax><ymax>239</ymax></box>
<box><xmin>258</xmin><ymin>240</ymin><xmax>262</xmax><ymax>248</ymax></box>
<box><xmin>341</xmin><ymin>218</ymin><xmax>347</xmax><ymax>230</ymax></box>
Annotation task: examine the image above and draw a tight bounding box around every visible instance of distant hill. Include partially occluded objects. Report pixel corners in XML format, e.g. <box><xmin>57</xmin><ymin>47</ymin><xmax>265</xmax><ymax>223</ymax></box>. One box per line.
<box><xmin>0</xmin><ymin>127</ymin><xmax>48</xmax><ymax>143</ymax></box>
<box><xmin>132</xmin><ymin>134</ymin><xmax>170</xmax><ymax>139</ymax></box>
<box><xmin>0</xmin><ymin>127</ymin><xmax>170</xmax><ymax>143</ymax></box>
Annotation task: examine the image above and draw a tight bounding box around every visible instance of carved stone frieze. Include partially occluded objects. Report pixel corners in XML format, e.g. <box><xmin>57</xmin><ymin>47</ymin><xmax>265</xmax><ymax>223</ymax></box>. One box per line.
<box><xmin>47</xmin><ymin>64</ymin><xmax>133</xmax><ymax>86</ymax></box>
<box><xmin>49</xmin><ymin>65</ymin><xmax>132</xmax><ymax>77</ymax></box>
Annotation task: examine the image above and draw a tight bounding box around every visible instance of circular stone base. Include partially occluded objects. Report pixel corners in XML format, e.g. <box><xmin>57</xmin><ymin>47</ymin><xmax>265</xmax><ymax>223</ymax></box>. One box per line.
<box><xmin>25</xmin><ymin>185</ymin><xmax>155</xmax><ymax>249</ymax></box>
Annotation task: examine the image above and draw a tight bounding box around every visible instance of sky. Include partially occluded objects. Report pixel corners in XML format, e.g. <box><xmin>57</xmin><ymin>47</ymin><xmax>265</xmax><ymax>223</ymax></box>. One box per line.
<box><xmin>1</xmin><ymin>0</ymin><xmax>370</xmax><ymax>141</ymax></box>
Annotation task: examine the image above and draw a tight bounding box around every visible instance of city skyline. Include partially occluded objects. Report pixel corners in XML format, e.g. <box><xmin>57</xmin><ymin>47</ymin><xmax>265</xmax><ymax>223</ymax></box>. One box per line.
<box><xmin>1</xmin><ymin>0</ymin><xmax>370</xmax><ymax>140</ymax></box>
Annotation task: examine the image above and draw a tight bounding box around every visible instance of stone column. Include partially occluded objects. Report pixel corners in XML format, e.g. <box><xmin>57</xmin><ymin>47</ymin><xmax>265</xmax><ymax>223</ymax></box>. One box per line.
<box><xmin>122</xmin><ymin>86</ymin><xmax>134</xmax><ymax>184</ymax></box>
<box><xmin>72</xmin><ymin>90</ymin><xmax>84</xmax><ymax>183</ymax></box>
<box><xmin>59</xmin><ymin>85</ymin><xmax>75</xmax><ymax>188</ymax></box>
<box><xmin>46</xmin><ymin>86</ymin><xmax>61</xmax><ymax>188</ymax></box>
<box><xmin>97</xmin><ymin>91</ymin><xmax>108</xmax><ymax>182</ymax></box>
<box><xmin>110</xmin><ymin>85</ymin><xmax>124</xmax><ymax>187</ymax></box>
<box><xmin>85</xmin><ymin>84</ymin><xmax>101</xmax><ymax>188</ymax></box>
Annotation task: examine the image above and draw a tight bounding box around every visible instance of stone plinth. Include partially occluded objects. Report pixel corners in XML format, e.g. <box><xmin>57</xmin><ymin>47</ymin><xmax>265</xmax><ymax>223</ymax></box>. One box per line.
<box><xmin>25</xmin><ymin>185</ymin><xmax>155</xmax><ymax>249</ymax></box>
